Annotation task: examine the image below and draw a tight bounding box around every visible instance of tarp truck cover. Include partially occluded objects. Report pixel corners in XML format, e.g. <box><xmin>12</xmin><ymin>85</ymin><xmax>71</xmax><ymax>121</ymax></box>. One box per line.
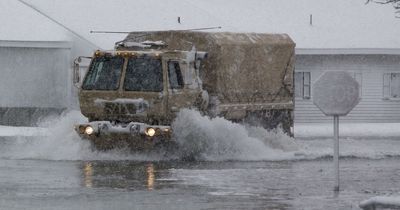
<box><xmin>120</xmin><ymin>31</ymin><xmax>295</xmax><ymax>107</ymax></box>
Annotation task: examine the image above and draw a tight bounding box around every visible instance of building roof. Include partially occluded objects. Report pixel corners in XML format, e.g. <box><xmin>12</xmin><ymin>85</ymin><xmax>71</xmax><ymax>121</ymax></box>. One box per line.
<box><xmin>3</xmin><ymin>0</ymin><xmax>400</xmax><ymax>52</ymax></box>
<box><xmin>0</xmin><ymin>0</ymin><xmax>69</xmax><ymax>42</ymax></box>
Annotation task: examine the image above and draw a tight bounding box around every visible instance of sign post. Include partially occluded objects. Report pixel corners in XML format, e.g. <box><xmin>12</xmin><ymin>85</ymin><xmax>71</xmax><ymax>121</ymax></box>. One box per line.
<box><xmin>333</xmin><ymin>115</ymin><xmax>339</xmax><ymax>191</ymax></box>
<box><xmin>313</xmin><ymin>71</ymin><xmax>360</xmax><ymax>192</ymax></box>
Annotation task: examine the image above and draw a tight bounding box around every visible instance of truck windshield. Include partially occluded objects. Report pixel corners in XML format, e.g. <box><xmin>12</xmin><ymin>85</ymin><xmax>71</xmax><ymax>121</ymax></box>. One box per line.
<box><xmin>124</xmin><ymin>56</ymin><xmax>163</xmax><ymax>92</ymax></box>
<box><xmin>82</xmin><ymin>56</ymin><xmax>124</xmax><ymax>90</ymax></box>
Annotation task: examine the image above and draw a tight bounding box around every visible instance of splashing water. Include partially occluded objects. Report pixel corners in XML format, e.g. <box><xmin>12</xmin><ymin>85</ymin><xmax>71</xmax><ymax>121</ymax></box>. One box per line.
<box><xmin>171</xmin><ymin>109</ymin><xmax>298</xmax><ymax>161</ymax></box>
<box><xmin>1</xmin><ymin>109</ymin><xmax>400</xmax><ymax>161</ymax></box>
<box><xmin>0</xmin><ymin>110</ymin><xmax>164</xmax><ymax>161</ymax></box>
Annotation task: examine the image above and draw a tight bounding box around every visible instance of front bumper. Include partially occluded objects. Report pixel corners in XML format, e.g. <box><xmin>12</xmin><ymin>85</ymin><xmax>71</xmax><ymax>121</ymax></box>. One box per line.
<box><xmin>74</xmin><ymin>121</ymin><xmax>172</xmax><ymax>150</ymax></box>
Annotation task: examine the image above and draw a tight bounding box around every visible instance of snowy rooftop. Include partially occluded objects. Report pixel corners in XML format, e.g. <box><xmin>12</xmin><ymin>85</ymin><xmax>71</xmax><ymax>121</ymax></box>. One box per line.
<box><xmin>0</xmin><ymin>0</ymin><xmax>68</xmax><ymax>42</ymax></box>
<box><xmin>1</xmin><ymin>0</ymin><xmax>400</xmax><ymax>51</ymax></box>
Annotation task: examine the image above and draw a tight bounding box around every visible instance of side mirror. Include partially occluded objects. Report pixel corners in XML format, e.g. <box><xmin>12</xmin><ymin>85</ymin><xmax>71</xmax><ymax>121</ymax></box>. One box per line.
<box><xmin>73</xmin><ymin>57</ymin><xmax>81</xmax><ymax>84</ymax></box>
<box><xmin>73</xmin><ymin>56</ymin><xmax>92</xmax><ymax>88</ymax></box>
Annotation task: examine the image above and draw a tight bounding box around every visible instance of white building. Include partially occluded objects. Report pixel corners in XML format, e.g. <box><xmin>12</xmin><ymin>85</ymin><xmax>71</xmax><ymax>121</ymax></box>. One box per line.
<box><xmin>0</xmin><ymin>0</ymin><xmax>72</xmax><ymax>125</ymax></box>
<box><xmin>1</xmin><ymin>0</ymin><xmax>400</xmax><ymax>125</ymax></box>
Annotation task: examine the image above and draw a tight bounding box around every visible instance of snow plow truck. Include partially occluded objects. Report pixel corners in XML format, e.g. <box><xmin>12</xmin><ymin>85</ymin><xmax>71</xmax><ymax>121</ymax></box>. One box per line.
<box><xmin>73</xmin><ymin>31</ymin><xmax>295</xmax><ymax>150</ymax></box>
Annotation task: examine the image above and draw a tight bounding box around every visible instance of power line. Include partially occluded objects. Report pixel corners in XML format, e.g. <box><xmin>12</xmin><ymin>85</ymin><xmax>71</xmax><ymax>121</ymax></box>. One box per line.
<box><xmin>17</xmin><ymin>0</ymin><xmax>102</xmax><ymax>50</ymax></box>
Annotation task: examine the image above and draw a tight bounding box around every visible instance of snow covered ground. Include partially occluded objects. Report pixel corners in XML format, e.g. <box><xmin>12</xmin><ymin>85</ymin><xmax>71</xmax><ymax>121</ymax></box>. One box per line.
<box><xmin>295</xmin><ymin>123</ymin><xmax>400</xmax><ymax>139</ymax></box>
<box><xmin>359</xmin><ymin>195</ymin><xmax>400</xmax><ymax>209</ymax></box>
<box><xmin>0</xmin><ymin>125</ymin><xmax>48</xmax><ymax>137</ymax></box>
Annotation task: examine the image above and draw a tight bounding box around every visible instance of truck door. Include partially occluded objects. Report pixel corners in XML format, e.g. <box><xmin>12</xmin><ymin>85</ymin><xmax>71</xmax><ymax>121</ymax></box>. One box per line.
<box><xmin>121</xmin><ymin>55</ymin><xmax>167</xmax><ymax>120</ymax></box>
<box><xmin>166</xmin><ymin>60</ymin><xmax>199</xmax><ymax>115</ymax></box>
<box><xmin>79</xmin><ymin>55</ymin><xmax>125</xmax><ymax>121</ymax></box>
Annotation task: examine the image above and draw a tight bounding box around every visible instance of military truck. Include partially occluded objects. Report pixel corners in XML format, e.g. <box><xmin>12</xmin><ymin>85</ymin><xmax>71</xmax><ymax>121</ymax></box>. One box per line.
<box><xmin>73</xmin><ymin>31</ymin><xmax>295</xmax><ymax>150</ymax></box>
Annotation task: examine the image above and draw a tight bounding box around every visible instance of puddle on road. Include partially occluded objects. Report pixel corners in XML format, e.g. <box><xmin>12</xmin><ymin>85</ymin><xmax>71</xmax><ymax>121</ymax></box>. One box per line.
<box><xmin>1</xmin><ymin>159</ymin><xmax>399</xmax><ymax>210</ymax></box>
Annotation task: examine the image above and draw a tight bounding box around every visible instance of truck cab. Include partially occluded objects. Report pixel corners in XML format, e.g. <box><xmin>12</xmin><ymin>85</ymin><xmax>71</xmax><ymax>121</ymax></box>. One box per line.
<box><xmin>74</xmin><ymin>43</ymin><xmax>208</xmax><ymax>148</ymax></box>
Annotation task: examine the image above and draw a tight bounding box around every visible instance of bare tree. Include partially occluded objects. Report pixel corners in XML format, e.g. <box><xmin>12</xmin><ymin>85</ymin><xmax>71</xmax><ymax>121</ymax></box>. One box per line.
<box><xmin>366</xmin><ymin>0</ymin><xmax>400</xmax><ymax>17</ymax></box>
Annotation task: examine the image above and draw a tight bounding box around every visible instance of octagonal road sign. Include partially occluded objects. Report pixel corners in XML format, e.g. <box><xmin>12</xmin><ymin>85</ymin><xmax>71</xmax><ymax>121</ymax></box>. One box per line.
<box><xmin>313</xmin><ymin>71</ymin><xmax>360</xmax><ymax>116</ymax></box>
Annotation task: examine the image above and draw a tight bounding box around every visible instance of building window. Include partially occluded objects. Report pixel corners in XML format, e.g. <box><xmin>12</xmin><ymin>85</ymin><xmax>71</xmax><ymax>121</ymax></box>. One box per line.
<box><xmin>295</xmin><ymin>72</ymin><xmax>311</xmax><ymax>99</ymax></box>
<box><xmin>351</xmin><ymin>72</ymin><xmax>362</xmax><ymax>98</ymax></box>
<box><xmin>383</xmin><ymin>73</ymin><xmax>400</xmax><ymax>99</ymax></box>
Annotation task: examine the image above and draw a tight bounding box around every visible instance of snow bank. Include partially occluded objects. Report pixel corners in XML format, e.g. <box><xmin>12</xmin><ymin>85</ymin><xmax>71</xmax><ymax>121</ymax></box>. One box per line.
<box><xmin>295</xmin><ymin>123</ymin><xmax>400</xmax><ymax>139</ymax></box>
<box><xmin>359</xmin><ymin>196</ymin><xmax>400</xmax><ymax>209</ymax></box>
<box><xmin>0</xmin><ymin>126</ymin><xmax>48</xmax><ymax>137</ymax></box>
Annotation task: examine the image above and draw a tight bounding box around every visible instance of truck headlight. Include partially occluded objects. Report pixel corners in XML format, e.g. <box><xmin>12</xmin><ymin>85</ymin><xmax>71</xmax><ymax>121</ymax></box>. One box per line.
<box><xmin>85</xmin><ymin>126</ymin><xmax>94</xmax><ymax>135</ymax></box>
<box><xmin>145</xmin><ymin>127</ymin><xmax>156</xmax><ymax>137</ymax></box>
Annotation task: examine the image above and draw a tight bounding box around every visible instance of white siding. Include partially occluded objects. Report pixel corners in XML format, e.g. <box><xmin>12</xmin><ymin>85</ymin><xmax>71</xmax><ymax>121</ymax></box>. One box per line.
<box><xmin>294</xmin><ymin>55</ymin><xmax>400</xmax><ymax>123</ymax></box>
<box><xmin>0</xmin><ymin>46</ymin><xmax>71</xmax><ymax>108</ymax></box>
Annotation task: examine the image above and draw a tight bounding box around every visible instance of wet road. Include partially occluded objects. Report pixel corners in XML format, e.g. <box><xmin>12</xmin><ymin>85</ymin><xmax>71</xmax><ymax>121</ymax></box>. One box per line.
<box><xmin>1</xmin><ymin>111</ymin><xmax>400</xmax><ymax>209</ymax></box>
<box><xmin>1</xmin><ymin>158</ymin><xmax>399</xmax><ymax>210</ymax></box>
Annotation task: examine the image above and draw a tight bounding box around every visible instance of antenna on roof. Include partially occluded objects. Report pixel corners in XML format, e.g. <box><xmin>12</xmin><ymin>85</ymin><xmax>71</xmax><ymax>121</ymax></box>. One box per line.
<box><xmin>90</xmin><ymin>26</ymin><xmax>222</xmax><ymax>34</ymax></box>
